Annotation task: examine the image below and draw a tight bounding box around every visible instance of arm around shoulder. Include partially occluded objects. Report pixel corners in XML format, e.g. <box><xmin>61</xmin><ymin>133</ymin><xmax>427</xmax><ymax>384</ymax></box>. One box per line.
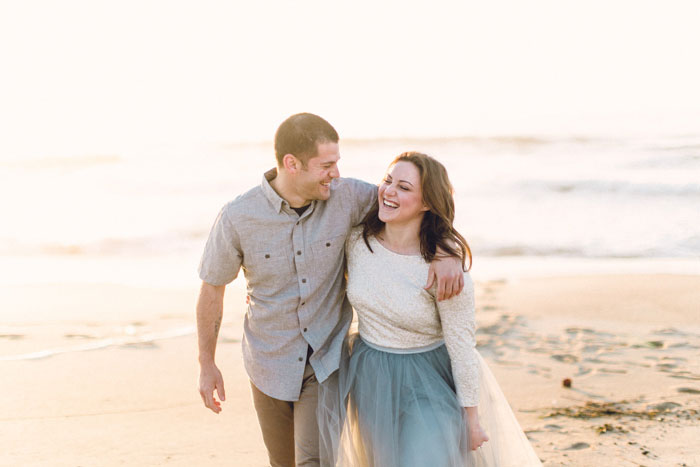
<box><xmin>425</xmin><ymin>252</ymin><xmax>465</xmax><ymax>301</ymax></box>
<box><xmin>342</xmin><ymin>178</ymin><xmax>377</xmax><ymax>226</ymax></box>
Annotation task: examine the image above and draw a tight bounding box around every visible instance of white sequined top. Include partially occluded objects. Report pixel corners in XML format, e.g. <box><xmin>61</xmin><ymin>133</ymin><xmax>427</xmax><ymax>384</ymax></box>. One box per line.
<box><xmin>345</xmin><ymin>227</ymin><xmax>479</xmax><ymax>406</ymax></box>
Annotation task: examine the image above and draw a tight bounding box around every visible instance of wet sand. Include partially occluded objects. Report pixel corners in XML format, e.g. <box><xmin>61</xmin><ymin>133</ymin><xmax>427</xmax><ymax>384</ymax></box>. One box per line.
<box><xmin>1</xmin><ymin>274</ymin><xmax>699</xmax><ymax>466</ymax></box>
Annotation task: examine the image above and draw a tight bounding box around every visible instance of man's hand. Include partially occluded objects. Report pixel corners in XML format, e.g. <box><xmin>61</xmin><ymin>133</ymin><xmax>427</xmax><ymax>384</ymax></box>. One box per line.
<box><xmin>199</xmin><ymin>362</ymin><xmax>226</xmax><ymax>414</ymax></box>
<box><xmin>425</xmin><ymin>254</ymin><xmax>464</xmax><ymax>301</ymax></box>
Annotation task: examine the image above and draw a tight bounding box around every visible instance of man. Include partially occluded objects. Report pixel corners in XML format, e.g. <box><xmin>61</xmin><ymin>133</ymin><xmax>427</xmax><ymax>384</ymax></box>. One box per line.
<box><xmin>196</xmin><ymin>113</ymin><xmax>464</xmax><ymax>466</ymax></box>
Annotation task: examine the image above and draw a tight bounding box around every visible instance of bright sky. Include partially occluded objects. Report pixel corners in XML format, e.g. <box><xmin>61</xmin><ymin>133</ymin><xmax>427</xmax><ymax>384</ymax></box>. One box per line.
<box><xmin>1</xmin><ymin>0</ymin><xmax>699</xmax><ymax>158</ymax></box>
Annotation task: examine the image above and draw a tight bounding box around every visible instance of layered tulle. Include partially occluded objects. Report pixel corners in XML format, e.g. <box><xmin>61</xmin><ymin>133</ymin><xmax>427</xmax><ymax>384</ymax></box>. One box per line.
<box><xmin>318</xmin><ymin>334</ymin><xmax>542</xmax><ymax>467</ymax></box>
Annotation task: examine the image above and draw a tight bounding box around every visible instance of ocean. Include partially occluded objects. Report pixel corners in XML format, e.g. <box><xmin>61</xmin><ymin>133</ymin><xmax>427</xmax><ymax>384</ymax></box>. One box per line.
<box><xmin>1</xmin><ymin>134</ymin><xmax>699</xmax><ymax>288</ymax></box>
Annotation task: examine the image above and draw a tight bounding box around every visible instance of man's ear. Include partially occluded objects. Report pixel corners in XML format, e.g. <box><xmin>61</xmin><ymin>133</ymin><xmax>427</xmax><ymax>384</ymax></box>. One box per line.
<box><xmin>282</xmin><ymin>154</ymin><xmax>301</xmax><ymax>173</ymax></box>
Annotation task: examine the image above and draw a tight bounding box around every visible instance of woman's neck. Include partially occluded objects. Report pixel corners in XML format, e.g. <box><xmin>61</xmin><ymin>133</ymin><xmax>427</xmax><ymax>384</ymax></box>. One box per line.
<box><xmin>379</xmin><ymin>220</ymin><xmax>422</xmax><ymax>255</ymax></box>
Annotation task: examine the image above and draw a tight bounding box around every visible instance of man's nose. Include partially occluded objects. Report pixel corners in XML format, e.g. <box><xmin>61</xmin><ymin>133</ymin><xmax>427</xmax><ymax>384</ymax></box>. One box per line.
<box><xmin>330</xmin><ymin>165</ymin><xmax>340</xmax><ymax>178</ymax></box>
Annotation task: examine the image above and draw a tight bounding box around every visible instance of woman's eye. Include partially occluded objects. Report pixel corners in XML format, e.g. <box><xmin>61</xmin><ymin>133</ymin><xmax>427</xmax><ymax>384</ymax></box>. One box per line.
<box><xmin>399</xmin><ymin>186</ymin><xmax>409</xmax><ymax>191</ymax></box>
<box><xmin>383</xmin><ymin>179</ymin><xmax>391</xmax><ymax>184</ymax></box>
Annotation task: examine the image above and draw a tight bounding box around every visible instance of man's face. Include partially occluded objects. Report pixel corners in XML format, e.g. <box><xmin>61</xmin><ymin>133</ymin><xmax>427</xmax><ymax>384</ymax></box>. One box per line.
<box><xmin>295</xmin><ymin>142</ymin><xmax>341</xmax><ymax>202</ymax></box>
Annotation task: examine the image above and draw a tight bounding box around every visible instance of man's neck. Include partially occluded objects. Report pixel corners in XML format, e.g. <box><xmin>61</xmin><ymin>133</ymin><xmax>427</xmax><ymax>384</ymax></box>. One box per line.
<box><xmin>269</xmin><ymin>169</ymin><xmax>310</xmax><ymax>208</ymax></box>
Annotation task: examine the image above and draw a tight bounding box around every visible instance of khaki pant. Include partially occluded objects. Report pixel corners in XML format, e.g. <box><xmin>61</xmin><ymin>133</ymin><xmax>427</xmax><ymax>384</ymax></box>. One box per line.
<box><xmin>250</xmin><ymin>362</ymin><xmax>320</xmax><ymax>467</ymax></box>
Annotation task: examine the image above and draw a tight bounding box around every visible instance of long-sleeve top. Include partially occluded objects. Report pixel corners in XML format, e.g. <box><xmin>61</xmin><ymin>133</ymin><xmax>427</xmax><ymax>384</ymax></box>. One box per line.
<box><xmin>345</xmin><ymin>227</ymin><xmax>479</xmax><ymax>407</ymax></box>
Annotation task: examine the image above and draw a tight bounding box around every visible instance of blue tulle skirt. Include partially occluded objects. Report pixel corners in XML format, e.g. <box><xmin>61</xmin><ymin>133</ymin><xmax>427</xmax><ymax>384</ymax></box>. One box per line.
<box><xmin>318</xmin><ymin>334</ymin><xmax>542</xmax><ymax>467</ymax></box>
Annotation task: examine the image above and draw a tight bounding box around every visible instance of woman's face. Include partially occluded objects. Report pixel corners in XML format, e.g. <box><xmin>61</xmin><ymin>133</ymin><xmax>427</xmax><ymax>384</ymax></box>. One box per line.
<box><xmin>378</xmin><ymin>161</ymin><xmax>429</xmax><ymax>225</ymax></box>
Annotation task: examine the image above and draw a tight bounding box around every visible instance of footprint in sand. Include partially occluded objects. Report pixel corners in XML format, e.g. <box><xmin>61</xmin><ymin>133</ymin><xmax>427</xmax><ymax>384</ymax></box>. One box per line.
<box><xmin>669</xmin><ymin>342</ymin><xmax>700</xmax><ymax>349</ymax></box>
<box><xmin>656</xmin><ymin>363</ymin><xmax>678</xmax><ymax>371</ymax></box>
<box><xmin>544</xmin><ymin>424</ymin><xmax>563</xmax><ymax>431</ymax></box>
<box><xmin>219</xmin><ymin>336</ymin><xmax>240</xmax><ymax>344</ymax></box>
<box><xmin>64</xmin><ymin>334</ymin><xmax>97</xmax><ymax>339</ymax></box>
<box><xmin>632</xmin><ymin>340</ymin><xmax>664</xmax><ymax>349</ymax></box>
<box><xmin>551</xmin><ymin>354</ymin><xmax>579</xmax><ymax>364</ymax></box>
<box><xmin>563</xmin><ymin>442</ymin><xmax>590</xmax><ymax>450</ymax></box>
<box><xmin>597</xmin><ymin>368</ymin><xmax>627</xmax><ymax>374</ymax></box>
<box><xmin>676</xmin><ymin>387</ymin><xmax>700</xmax><ymax>394</ymax></box>
<box><xmin>0</xmin><ymin>334</ymin><xmax>24</xmax><ymax>340</ymax></box>
<box><xmin>120</xmin><ymin>341</ymin><xmax>159</xmax><ymax>349</ymax></box>
<box><xmin>647</xmin><ymin>401</ymin><xmax>681</xmax><ymax>412</ymax></box>
<box><xmin>565</xmin><ymin>327</ymin><xmax>596</xmax><ymax>335</ymax></box>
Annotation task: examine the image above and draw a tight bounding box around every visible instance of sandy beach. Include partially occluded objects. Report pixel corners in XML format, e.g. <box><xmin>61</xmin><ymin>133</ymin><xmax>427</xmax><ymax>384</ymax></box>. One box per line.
<box><xmin>1</xmin><ymin>274</ymin><xmax>699</xmax><ymax>466</ymax></box>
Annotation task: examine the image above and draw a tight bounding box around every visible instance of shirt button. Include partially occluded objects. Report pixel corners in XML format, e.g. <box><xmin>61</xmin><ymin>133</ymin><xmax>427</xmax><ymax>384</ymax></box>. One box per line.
<box><xmin>298</xmin><ymin>357</ymin><xmax>303</xmax><ymax>362</ymax></box>
<box><xmin>301</xmin><ymin>302</ymin><xmax>305</xmax><ymax>306</ymax></box>
<box><xmin>296</xmin><ymin>250</ymin><xmax>302</xmax><ymax>255</ymax></box>
<box><xmin>302</xmin><ymin>278</ymin><xmax>306</xmax><ymax>283</ymax></box>
<box><xmin>326</xmin><ymin>242</ymin><xmax>331</xmax><ymax>247</ymax></box>
<box><xmin>264</xmin><ymin>254</ymin><xmax>270</xmax><ymax>259</ymax></box>
<box><xmin>303</xmin><ymin>328</ymin><xmax>308</xmax><ymax>332</ymax></box>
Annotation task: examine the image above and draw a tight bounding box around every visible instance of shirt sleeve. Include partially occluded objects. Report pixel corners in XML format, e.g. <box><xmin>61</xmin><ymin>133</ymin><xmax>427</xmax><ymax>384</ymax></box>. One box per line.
<box><xmin>435</xmin><ymin>272</ymin><xmax>479</xmax><ymax>407</ymax></box>
<box><xmin>198</xmin><ymin>203</ymin><xmax>243</xmax><ymax>286</ymax></box>
<box><xmin>343</xmin><ymin>178</ymin><xmax>377</xmax><ymax>226</ymax></box>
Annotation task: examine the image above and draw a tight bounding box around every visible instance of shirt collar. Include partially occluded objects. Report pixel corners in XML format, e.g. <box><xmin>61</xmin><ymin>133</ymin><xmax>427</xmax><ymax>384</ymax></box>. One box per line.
<box><xmin>261</xmin><ymin>168</ymin><xmax>317</xmax><ymax>216</ymax></box>
<box><xmin>261</xmin><ymin>168</ymin><xmax>286</xmax><ymax>213</ymax></box>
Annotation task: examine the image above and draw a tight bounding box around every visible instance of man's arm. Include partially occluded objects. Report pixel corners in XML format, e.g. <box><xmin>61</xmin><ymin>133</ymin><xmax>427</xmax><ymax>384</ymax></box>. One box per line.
<box><xmin>425</xmin><ymin>247</ymin><xmax>465</xmax><ymax>301</ymax></box>
<box><xmin>345</xmin><ymin>178</ymin><xmax>378</xmax><ymax>226</ymax></box>
<box><xmin>197</xmin><ymin>281</ymin><xmax>227</xmax><ymax>414</ymax></box>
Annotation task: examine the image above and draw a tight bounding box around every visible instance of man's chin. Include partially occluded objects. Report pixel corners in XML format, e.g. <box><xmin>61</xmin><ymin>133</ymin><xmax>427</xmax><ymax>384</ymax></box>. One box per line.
<box><xmin>317</xmin><ymin>185</ymin><xmax>331</xmax><ymax>200</ymax></box>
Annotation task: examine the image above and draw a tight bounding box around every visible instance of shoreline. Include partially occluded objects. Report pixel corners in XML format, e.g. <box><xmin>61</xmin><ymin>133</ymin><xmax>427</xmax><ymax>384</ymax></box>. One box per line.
<box><xmin>1</xmin><ymin>254</ymin><xmax>699</xmax><ymax>288</ymax></box>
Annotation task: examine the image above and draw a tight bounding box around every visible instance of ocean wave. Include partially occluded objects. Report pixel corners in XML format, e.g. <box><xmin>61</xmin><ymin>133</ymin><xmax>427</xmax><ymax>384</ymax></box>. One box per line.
<box><xmin>627</xmin><ymin>153</ymin><xmax>700</xmax><ymax>169</ymax></box>
<box><xmin>478</xmin><ymin>241</ymin><xmax>698</xmax><ymax>259</ymax></box>
<box><xmin>3</xmin><ymin>228</ymin><xmax>699</xmax><ymax>259</ymax></box>
<box><xmin>0</xmin><ymin>230</ymin><xmax>208</xmax><ymax>257</ymax></box>
<box><xmin>0</xmin><ymin>325</ymin><xmax>195</xmax><ymax>361</ymax></box>
<box><xmin>0</xmin><ymin>154</ymin><xmax>122</xmax><ymax>171</ymax></box>
<box><xmin>522</xmin><ymin>179</ymin><xmax>700</xmax><ymax>197</ymax></box>
<box><xmin>340</xmin><ymin>135</ymin><xmax>605</xmax><ymax>148</ymax></box>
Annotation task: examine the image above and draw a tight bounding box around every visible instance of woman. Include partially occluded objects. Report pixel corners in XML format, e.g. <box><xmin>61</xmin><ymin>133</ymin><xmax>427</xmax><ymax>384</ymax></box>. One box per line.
<box><xmin>318</xmin><ymin>152</ymin><xmax>542</xmax><ymax>467</ymax></box>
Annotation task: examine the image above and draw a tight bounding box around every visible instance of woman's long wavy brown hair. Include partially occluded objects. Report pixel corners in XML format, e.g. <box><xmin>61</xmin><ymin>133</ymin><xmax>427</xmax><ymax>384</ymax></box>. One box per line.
<box><xmin>361</xmin><ymin>151</ymin><xmax>472</xmax><ymax>271</ymax></box>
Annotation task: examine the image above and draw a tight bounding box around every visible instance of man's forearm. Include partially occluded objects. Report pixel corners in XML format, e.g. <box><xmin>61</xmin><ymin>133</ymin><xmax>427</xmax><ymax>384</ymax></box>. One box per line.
<box><xmin>196</xmin><ymin>282</ymin><xmax>225</xmax><ymax>364</ymax></box>
<box><xmin>435</xmin><ymin>239</ymin><xmax>459</xmax><ymax>258</ymax></box>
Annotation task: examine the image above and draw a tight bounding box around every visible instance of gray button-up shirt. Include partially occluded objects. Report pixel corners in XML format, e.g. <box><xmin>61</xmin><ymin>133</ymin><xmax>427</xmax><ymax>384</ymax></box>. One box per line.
<box><xmin>198</xmin><ymin>169</ymin><xmax>376</xmax><ymax>401</ymax></box>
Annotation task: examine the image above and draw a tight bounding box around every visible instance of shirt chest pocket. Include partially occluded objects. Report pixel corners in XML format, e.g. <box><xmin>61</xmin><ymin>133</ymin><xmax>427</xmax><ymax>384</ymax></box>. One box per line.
<box><xmin>246</xmin><ymin>246</ymin><xmax>293</xmax><ymax>283</ymax></box>
<box><xmin>310</xmin><ymin>234</ymin><xmax>345</xmax><ymax>272</ymax></box>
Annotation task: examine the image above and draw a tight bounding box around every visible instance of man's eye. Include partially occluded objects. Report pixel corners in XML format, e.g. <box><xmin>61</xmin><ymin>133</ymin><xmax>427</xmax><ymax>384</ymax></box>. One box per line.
<box><xmin>383</xmin><ymin>179</ymin><xmax>391</xmax><ymax>184</ymax></box>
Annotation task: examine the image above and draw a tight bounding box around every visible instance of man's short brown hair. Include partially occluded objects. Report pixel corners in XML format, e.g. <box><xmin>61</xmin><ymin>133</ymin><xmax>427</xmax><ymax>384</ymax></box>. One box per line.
<box><xmin>274</xmin><ymin>113</ymin><xmax>339</xmax><ymax>167</ymax></box>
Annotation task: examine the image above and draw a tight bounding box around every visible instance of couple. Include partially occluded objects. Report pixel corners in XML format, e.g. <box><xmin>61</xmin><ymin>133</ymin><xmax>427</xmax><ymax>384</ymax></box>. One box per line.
<box><xmin>196</xmin><ymin>113</ymin><xmax>541</xmax><ymax>466</ymax></box>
